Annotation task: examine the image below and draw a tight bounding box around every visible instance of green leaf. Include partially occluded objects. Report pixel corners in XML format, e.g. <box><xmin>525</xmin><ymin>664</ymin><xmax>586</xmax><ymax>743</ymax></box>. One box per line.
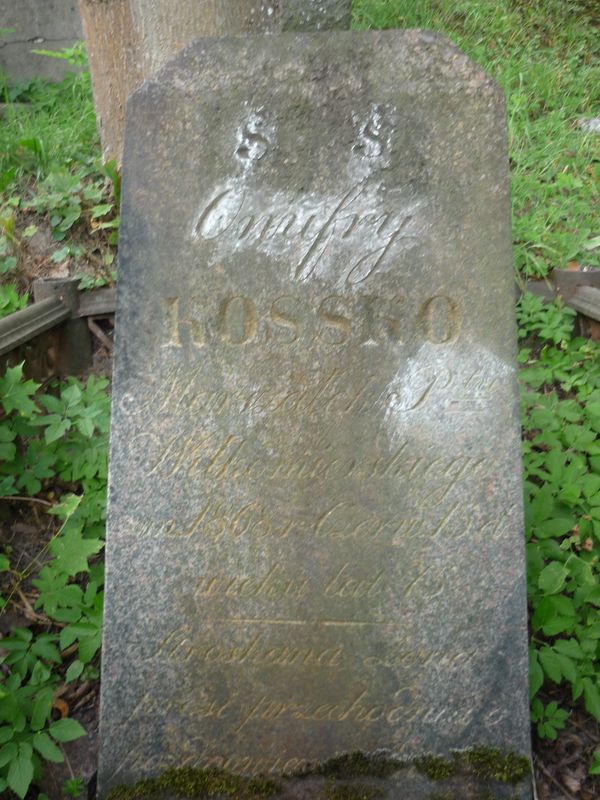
<box><xmin>537</xmin><ymin>518</ymin><xmax>574</xmax><ymax>538</ymax></box>
<box><xmin>64</xmin><ymin>777</ymin><xmax>85</xmax><ymax>798</ymax></box>
<box><xmin>0</xmin><ymin>630</ymin><xmax>31</xmax><ymax>650</ymax></box>
<box><xmin>49</xmin><ymin>718</ymin><xmax>86</xmax><ymax>743</ymax></box>
<box><xmin>90</xmin><ymin>203</ymin><xmax>113</xmax><ymax>219</ymax></box>
<box><xmin>78</xmin><ymin>633</ymin><xmax>100</xmax><ymax>664</ymax></box>
<box><xmin>76</xmin><ymin>416</ymin><xmax>95</xmax><ymax>438</ymax></box>
<box><xmin>543</xmin><ymin>616</ymin><xmax>575</xmax><ymax>636</ymax></box>
<box><xmin>541</xmin><ymin>722</ymin><xmax>558</xmax><ymax>740</ymax></box>
<box><xmin>529</xmin><ymin>648</ymin><xmax>544</xmax><ymax>699</ymax></box>
<box><xmin>559</xmin><ymin>484</ymin><xmax>581</xmax><ymax>507</ymax></box>
<box><xmin>49</xmin><ymin>525</ymin><xmax>103</xmax><ymax>576</ymax></box>
<box><xmin>0</xmin><ymin>741</ymin><xmax>17</xmax><ymax>768</ymax></box>
<box><xmin>582</xmin><ymin>235</ymin><xmax>600</xmax><ymax>251</ymax></box>
<box><xmin>60</xmin><ymin>626</ymin><xmax>80</xmax><ymax>650</ymax></box>
<box><xmin>539</xmin><ymin>647</ymin><xmax>562</xmax><ymax>684</ymax></box>
<box><xmin>0</xmin><ymin>255</ymin><xmax>17</xmax><ymax>273</ymax></box>
<box><xmin>31</xmin><ymin>688</ymin><xmax>54</xmax><ymax>732</ymax></box>
<box><xmin>65</xmin><ymin>660</ymin><xmax>84</xmax><ymax>683</ymax></box>
<box><xmin>47</xmin><ymin>493</ymin><xmax>82</xmax><ymax>519</ymax></box>
<box><xmin>583</xmin><ymin>679</ymin><xmax>600</xmax><ymax>722</ymax></box>
<box><xmin>0</xmin><ymin>726</ymin><xmax>13</xmax><ymax>744</ymax></box>
<box><xmin>554</xmin><ymin>638</ymin><xmax>584</xmax><ymax>660</ymax></box>
<box><xmin>44</xmin><ymin>416</ymin><xmax>71</xmax><ymax>444</ymax></box>
<box><xmin>555</xmin><ymin>654</ymin><xmax>577</xmax><ymax>684</ymax></box>
<box><xmin>32</xmin><ymin>733</ymin><xmax>64</xmax><ymax>763</ymax></box>
<box><xmin>31</xmin><ymin>636</ymin><xmax>61</xmax><ymax>664</ymax></box>
<box><xmin>583</xmin><ymin>474</ymin><xmax>600</xmax><ymax>498</ymax></box>
<box><xmin>18</xmin><ymin>742</ymin><xmax>32</xmax><ymax>761</ymax></box>
<box><xmin>538</xmin><ymin>561</ymin><xmax>568</xmax><ymax>594</ymax></box>
<box><xmin>30</xmin><ymin>660</ymin><xmax>51</xmax><ymax>686</ymax></box>
<box><xmin>7</xmin><ymin>752</ymin><xmax>34</xmax><ymax>799</ymax></box>
<box><xmin>0</xmin><ymin>364</ymin><xmax>39</xmax><ymax>416</ymax></box>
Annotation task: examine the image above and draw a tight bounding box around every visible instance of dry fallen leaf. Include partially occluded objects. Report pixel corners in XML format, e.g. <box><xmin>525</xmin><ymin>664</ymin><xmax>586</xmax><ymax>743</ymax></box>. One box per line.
<box><xmin>561</xmin><ymin>770</ymin><xmax>582</xmax><ymax>794</ymax></box>
<box><xmin>53</xmin><ymin>698</ymin><xmax>69</xmax><ymax>719</ymax></box>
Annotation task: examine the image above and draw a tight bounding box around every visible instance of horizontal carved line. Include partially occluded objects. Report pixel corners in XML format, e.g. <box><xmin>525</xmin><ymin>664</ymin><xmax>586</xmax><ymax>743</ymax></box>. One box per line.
<box><xmin>215</xmin><ymin>617</ymin><xmax>396</xmax><ymax>627</ymax></box>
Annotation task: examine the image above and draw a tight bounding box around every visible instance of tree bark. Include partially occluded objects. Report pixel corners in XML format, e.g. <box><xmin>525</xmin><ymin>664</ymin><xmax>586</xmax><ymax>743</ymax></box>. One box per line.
<box><xmin>78</xmin><ymin>0</ymin><xmax>142</xmax><ymax>165</ymax></box>
<box><xmin>79</xmin><ymin>0</ymin><xmax>352</xmax><ymax>165</ymax></box>
<box><xmin>130</xmin><ymin>0</ymin><xmax>272</xmax><ymax>77</ymax></box>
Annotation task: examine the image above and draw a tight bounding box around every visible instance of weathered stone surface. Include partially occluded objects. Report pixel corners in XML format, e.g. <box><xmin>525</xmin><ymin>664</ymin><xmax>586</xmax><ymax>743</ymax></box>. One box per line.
<box><xmin>279</xmin><ymin>0</ymin><xmax>352</xmax><ymax>31</ymax></box>
<box><xmin>99</xmin><ymin>30</ymin><xmax>531</xmax><ymax>799</ymax></box>
<box><xmin>0</xmin><ymin>0</ymin><xmax>82</xmax><ymax>82</ymax></box>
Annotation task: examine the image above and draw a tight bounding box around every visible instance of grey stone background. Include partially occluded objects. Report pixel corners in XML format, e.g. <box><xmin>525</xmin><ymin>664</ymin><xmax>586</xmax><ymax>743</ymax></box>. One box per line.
<box><xmin>0</xmin><ymin>0</ymin><xmax>83</xmax><ymax>82</ymax></box>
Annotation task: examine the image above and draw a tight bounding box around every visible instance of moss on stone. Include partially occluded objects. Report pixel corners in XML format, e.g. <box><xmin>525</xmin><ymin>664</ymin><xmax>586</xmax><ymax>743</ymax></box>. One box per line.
<box><xmin>323</xmin><ymin>782</ymin><xmax>384</xmax><ymax>800</ymax></box>
<box><xmin>296</xmin><ymin>751</ymin><xmax>404</xmax><ymax>780</ymax></box>
<box><xmin>299</xmin><ymin>747</ymin><xmax>529</xmax><ymax>786</ymax></box>
<box><xmin>413</xmin><ymin>754</ymin><xmax>460</xmax><ymax>780</ymax></box>
<box><xmin>106</xmin><ymin>746</ymin><xmax>530</xmax><ymax>799</ymax></box>
<box><xmin>463</xmin><ymin>748</ymin><xmax>531</xmax><ymax>785</ymax></box>
<box><xmin>106</xmin><ymin>766</ymin><xmax>281</xmax><ymax>799</ymax></box>
<box><xmin>412</xmin><ymin>747</ymin><xmax>530</xmax><ymax>786</ymax></box>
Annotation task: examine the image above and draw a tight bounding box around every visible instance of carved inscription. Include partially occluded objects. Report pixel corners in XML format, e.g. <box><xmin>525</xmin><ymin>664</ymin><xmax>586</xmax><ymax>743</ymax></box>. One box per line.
<box><xmin>353</xmin><ymin>105</ymin><xmax>389</xmax><ymax>159</ymax></box>
<box><xmin>124</xmin><ymin>363</ymin><xmax>506</xmax><ymax>425</ymax></box>
<box><xmin>230</xmin><ymin>689</ymin><xmax>407</xmax><ymax>731</ymax></box>
<box><xmin>235</xmin><ymin>111</ymin><xmax>272</xmax><ymax>163</ymax></box>
<box><xmin>117</xmin><ymin>685</ymin><xmax>458</xmax><ymax>740</ymax></box>
<box><xmin>133</xmin><ymin>430</ymin><xmax>485</xmax><ymax>493</ymax></box>
<box><xmin>191</xmin><ymin>562</ymin><xmax>386</xmax><ymax>601</ymax></box>
<box><xmin>162</xmin><ymin>292</ymin><xmax>462</xmax><ymax>349</ymax></box>
<box><xmin>154</xmin><ymin>624</ymin><xmax>479</xmax><ymax>674</ymax></box>
<box><xmin>123</xmin><ymin>499</ymin><xmax>510</xmax><ymax>551</ymax></box>
<box><xmin>191</xmin><ymin>181</ymin><xmax>425</xmax><ymax>285</ymax></box>
<box><xmin>156</xmin><ymin>630</ymin><xmax>345</xmax><ymax>668</ymax></box>
<box><xmin>139</xmin><ymin>688</ymin><xmax>414</xmax><ymax>732</ymax></box>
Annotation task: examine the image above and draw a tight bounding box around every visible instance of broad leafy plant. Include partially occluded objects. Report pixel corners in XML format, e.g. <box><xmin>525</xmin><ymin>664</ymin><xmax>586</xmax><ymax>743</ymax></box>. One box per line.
<box><xmin>0</xmin><ymin>365</ymin><xmax>109</xmax><ymax>797</ymax></box>
<box><xmin>519</xmin><ymin>294</ymin><xmax>600</xmax><ymax>741</ymax></box>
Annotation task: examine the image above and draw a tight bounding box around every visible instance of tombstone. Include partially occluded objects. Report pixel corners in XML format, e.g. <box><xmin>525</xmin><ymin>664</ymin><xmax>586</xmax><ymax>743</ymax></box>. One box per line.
<box><xmin>99</xmin><ymin>30</ymin><xmax>532</xmax><ymax>799</ymax></box>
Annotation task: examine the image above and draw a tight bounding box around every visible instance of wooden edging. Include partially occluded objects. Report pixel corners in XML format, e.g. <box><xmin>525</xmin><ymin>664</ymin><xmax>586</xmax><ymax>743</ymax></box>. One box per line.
<box><xmin>0</xmin><ymin>297</ymin><xmax>71</xmax><ymax>357</ymax></box>
<box><xmin>568</xmin><ymin>286</ymin><xmax>600</xmax><ymax>321</ymax></box>
<box><xmin>526</xmin><ymin>269</ymin><xmax>600</xmax><ymax>326</ymax></box>
<box><xmin>0</xmin><ymin>279</ymin><xmax>117</xmax><ymax>374</ymax></box>
<box><xmin>77</xmin><ymin>287</ymin><xmax>116</xmax><ymax>318</ymax></box>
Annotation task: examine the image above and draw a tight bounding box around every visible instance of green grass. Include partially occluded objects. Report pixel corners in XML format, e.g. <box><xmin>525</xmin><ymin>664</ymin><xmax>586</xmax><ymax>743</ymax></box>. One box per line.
<box><xmin>0</xmin><ymin>61</ymin><xmax>117</xmax><ymax>295</ymax></box>
<box><xmin>0</xmin><ymin>69</ymin><xmax>98</xmax><ymax>185</ymax></box>
<box><xmin>0</xmin><ymin>4</ymin><xmax>599</xmax><ymax>794</ymax></box>
<box><xmin>353</xmin><ymin>0</ymin><xmax>600</xmax><ymax>279</ymax></box>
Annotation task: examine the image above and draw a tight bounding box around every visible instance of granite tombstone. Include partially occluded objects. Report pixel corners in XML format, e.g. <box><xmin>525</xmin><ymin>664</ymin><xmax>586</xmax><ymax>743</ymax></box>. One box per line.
<box><xmin>99</xmin><ymin>30</ymin><xmax>532</xmax><ymax>799</ymax></box>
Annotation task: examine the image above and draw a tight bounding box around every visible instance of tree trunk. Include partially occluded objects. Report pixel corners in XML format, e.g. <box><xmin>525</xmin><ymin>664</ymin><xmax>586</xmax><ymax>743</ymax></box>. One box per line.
<box><xmin>78</xmin><ymin>0</ymin><xmax>142</xmax><ymax>165</ymax></box>
<box><xmin>80</xmin><ymin>0</ymin><xmax>352</xmax><ymax>165</ymax></box>
<box><xmin>130</xmin><ymin>0</ymin><xmax>272</xmax><ymax>77</ymax></box>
